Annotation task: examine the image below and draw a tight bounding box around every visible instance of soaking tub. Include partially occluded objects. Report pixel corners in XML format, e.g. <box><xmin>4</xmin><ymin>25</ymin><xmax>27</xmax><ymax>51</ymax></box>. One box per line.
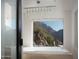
<box><xmin>22</xmin><ymin>47</ymin><xmax>73</xmax><ymax>59</ymax></box>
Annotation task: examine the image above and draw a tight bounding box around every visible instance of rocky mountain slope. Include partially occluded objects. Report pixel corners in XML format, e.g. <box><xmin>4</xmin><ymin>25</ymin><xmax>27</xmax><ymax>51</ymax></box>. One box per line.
<box><xmin>33</xmin><ymin>22</ymin><xmax>63</xmax><ymax>47</ymax></box>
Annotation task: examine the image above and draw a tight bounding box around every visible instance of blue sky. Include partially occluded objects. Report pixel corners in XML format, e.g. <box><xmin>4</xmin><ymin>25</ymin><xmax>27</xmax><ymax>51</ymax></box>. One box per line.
<box><xmin>42</xmin><ymin>20</ymin><xmax>64</xmax><ymax>31</ymax></box>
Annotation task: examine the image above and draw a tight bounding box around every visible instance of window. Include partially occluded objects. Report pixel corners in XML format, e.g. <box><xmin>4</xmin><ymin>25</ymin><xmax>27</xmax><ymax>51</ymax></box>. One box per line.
<box><xmin>33</xmin><ymin>19</ymin><xmax>64</xmax><ymax>47</ymax></box>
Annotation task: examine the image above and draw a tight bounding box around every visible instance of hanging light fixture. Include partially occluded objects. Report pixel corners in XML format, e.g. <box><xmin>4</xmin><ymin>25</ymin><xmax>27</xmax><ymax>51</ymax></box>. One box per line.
<box><xmin>37</xmin><ymin>0</ymin><xmax>40</xmax><ymax>4</ymax></box>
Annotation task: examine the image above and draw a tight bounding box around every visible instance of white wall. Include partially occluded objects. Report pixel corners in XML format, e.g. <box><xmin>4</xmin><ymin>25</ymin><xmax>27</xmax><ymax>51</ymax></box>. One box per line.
<box><xmin>22</xmin><ymin>0</ymin><xmax>77</xmax><ymax>53</ymax></box>
<box><xmin>63</xmin><ymin>11</ymin><xmax>72</xmax><ymax>52</ymax></box>
<box><xmin>72</xmin><ymin>0</ymin><xmax>78</xmax><ymax>59</ymax></box>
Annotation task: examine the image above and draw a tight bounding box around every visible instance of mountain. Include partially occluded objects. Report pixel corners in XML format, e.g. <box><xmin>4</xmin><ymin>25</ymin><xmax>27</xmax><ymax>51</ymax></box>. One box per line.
<box><xmin>54</xmin><ymin>29</ymin><xmax>63</xmax><ymax>43</ymax></box>
<box><xmin>33</xmin><ymin>22</ymin><xmax>63</xmax><ymax>47</ymax></box>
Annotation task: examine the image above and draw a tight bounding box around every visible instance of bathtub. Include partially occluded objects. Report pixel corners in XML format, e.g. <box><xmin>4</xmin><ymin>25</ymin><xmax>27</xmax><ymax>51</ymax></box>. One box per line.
<box><xmin>22</xmin><ymin>47</ymin><xmax>73</xmax><ymax>59</ymax></box>
<box><xmin>23</xmin><ymin>47</ymin><xmax>72</xmax><ymax>55</ymax></box>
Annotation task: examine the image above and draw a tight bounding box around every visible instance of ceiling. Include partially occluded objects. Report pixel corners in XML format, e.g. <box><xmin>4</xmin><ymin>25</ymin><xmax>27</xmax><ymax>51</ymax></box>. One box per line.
<box><xmin>22</xmin><ymin>0</ymin><xmax>78</xmax><ymax>11</ymax></box>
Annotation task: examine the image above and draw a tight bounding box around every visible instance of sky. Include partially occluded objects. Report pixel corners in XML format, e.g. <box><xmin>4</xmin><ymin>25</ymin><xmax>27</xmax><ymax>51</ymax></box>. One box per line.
<box><xmin>42</xmin><ymin>20</ymin><xmax>64</xmax><ymax>31</ymax></box>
